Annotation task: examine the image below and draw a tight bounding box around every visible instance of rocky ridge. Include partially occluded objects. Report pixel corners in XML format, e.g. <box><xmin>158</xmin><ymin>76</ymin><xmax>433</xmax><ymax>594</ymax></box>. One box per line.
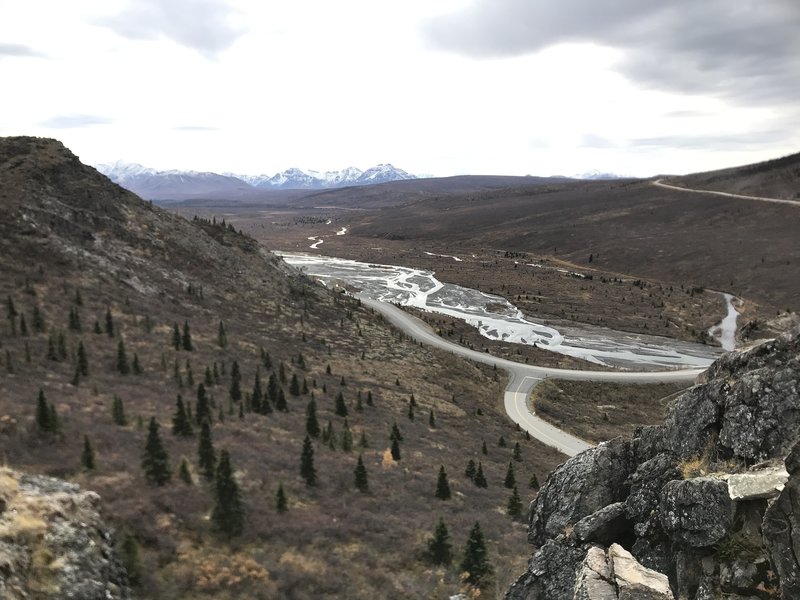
<box><xmin>0</xmin><ymin>468</ymin><xmax>130</xmax><ymax>599</ymax></box>
<box><xmin>509</xmin><ymin>328</ymin><xmax>800</xmax><ymax>599</ymax></box>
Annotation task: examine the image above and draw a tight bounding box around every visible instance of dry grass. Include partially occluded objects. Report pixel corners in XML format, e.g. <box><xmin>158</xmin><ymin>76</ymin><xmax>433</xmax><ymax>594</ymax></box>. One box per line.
<box><xmin>530</xmin><ymin>379</ymin><xmax>689</xmax><ymax>444</ymax></box>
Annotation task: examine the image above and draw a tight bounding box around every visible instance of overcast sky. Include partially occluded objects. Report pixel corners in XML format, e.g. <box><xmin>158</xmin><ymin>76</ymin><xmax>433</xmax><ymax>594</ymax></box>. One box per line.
<box><xmin>2</xmin><ymin>0</ymin><xmax>799</xmax><ymax>177</ymax></box>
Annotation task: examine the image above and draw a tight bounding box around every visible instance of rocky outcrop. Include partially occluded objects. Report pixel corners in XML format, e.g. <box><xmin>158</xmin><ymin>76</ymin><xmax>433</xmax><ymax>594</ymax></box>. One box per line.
<box><xmin>0</xmin><ymin>468</ymin><xmax>130</xmax><ymax>600</ymax></box>
<box><xmin>573</xmin><ymin>544</ymin><xmax>674</xmax><ymax>600</ymax></box>
<box><xmin>509</xmin><ymin>328</ymin><xmax>800</xmax><ymax>599</ymax></box>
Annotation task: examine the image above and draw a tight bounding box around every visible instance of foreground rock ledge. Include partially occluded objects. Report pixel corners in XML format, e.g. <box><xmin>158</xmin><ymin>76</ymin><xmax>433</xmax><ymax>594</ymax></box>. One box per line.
<box><xmin>508</xmin><ymin>328</ymin><xmax>800</xmax><ymax>599</ymax></box>
<box><xmin>0</xmin><ymin>467</ymin><xmax>131</xmax><ymax>600</ymax></box>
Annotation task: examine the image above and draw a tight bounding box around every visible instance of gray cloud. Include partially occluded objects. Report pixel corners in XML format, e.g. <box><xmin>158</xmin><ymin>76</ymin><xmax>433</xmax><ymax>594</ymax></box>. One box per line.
<box><xmin>98</xmin><ymin>0</ymin><xmax>245</xmax><ymax>58</ymax></box>
<box><xmin>629</xmin><ymin>129</ymin><xmax>790</xmax><ymax>151</ymax></box>
<box><xmin>580</xmin><ymin>134</ymin><xmax>615</xmax><ymax>148</ymax></box>
<box><xmin>425</xmin><ymin>1</ymin><xmax>800</xmax><ymax>106</ymax></box>
<box><xmin>40</xmin><ymin>114</ymin><xmax>112</xmax><ymax>129</ymax></box>
<box><xmin>173</xmin><ymin>125</ymin><xmax>218</xmax><ymax>131</ymax></box>
<box><xmin>0</xmin><ymin>43</ymin><xmax>43</xmax><ymax>58</ymax></box>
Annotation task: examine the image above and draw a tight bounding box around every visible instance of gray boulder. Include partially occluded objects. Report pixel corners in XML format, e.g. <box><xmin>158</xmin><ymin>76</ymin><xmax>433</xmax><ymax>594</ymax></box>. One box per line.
<box><xmin>529</xmin><ymin>437</ymin><xmax>634</xmax><ymax>546</ymax></box>
<box><xmin>660</xmin><ymin>477</ymin><xmax>732</xmax><ymax>547</ymax></box>
<box><xmin>762</xmin><ymin>441</ymin><xmax>800</xmax><ymax>597</ymax></box>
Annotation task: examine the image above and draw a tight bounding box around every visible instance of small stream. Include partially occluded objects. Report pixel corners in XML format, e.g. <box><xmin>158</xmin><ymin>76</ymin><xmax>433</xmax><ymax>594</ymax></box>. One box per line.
<box><xmin>707</xmin><ymin>292</ymin><xmax>739</xmax><ymax>351</ymax></box>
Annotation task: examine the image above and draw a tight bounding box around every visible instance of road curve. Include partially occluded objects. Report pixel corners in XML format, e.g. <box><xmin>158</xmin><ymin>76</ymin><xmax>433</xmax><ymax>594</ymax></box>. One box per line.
<box><xmin>359</xmin><ymin>294</ymin><xmax>704</xmax><ymax>457</ymax></box>
<box><xmin>652</xmin><ymin>179</ymin><xmax>800</xmax><ymax>207</ymax></box>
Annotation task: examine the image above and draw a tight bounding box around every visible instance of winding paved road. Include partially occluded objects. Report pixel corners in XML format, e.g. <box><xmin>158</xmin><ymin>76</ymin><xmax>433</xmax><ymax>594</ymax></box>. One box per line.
<box><xmin>359</xmin><ymin>295</ymin><xmax>704</xmax><ymax>457</ymax></box>
<box><xmin>652</xmin><ymin>179</ymin><xmax>799</xmax><ymax>207</ymax></box>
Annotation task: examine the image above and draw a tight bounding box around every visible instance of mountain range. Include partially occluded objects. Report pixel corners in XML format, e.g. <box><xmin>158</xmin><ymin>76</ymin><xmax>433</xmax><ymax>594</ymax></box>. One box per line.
<box><xmin>95</xmin><ymin>160</ymin><xmax>417</xmax><ymax>200</ymax></box>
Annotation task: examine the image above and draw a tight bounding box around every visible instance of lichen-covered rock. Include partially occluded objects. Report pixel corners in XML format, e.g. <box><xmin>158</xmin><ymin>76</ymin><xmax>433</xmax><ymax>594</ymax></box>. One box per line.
<box><xmin>763</xmin><ymin>440</ymin><xmax>800</xmax><ymax>597</ymax></box>
<box><xmin>573</xmin><ymin>546</ymin><xmax>616</xmax><ymax>600</ymax></box>
<box><xmin>573</xmin><ymin>502</ymin><xmax>631</xmax><ymax>546</ymax></box>
<box><xmin>0</xmin><ymin>468</ymin><xmax>130</xmax><ymax>600</ymax></box>
<box><xmin>626</xmin><ymin>453</ymin><xmax>680</xmax><ymax>526</ymax></box>
<box><xmin>609</xmin><ymin>543</ymin><xmax>674</xmax><ymax>600</ymax></box>
<box><xmin>529</xmin><ymin>437</ymin><xmax>634</xmax><ymax>546</ymax></box>
<box><xmin>727</xmin><ymin>463</ymin><xmax>789</xmax><ymax>500</ymax></box>
<box><xmin>507</xmin><ymin>537</ymin><xmax>586</xmax><ymax>600</ymax></box>
<box><xmin>659</xmin><ymin>478</ymin><xmax>732</xmax><ymax>547</ymax></box>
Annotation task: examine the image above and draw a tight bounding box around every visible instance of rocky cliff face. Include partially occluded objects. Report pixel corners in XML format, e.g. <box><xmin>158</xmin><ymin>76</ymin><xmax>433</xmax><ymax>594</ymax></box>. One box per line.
<box><xmin>0</xmin><ymin>468</ymin><xmax>130</xmax><ymax>599</ymax></box>
<box><xmin>509</xmin><ymin>328</ymin><xmax>800</xmax><ymax>599</ymax></box>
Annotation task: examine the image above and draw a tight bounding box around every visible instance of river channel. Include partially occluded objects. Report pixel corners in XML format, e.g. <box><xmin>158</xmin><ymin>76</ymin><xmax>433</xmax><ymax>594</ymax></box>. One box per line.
<box><xmin>279</xmin><ymin>253</ymin><xmax>724</xmax><ymax>370</ymax></box>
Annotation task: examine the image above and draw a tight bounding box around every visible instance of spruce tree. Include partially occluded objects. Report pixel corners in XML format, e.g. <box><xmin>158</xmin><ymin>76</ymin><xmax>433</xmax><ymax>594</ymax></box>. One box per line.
<box><xmin>275</xmin><ymin>387</ymin><xmax>288</xmax><ymax>412</ymax></box>
<box><xmin>279</xmin><ymin>362</ymin><xmax>287</xmax><ymax>384</ymax></box>
<box><xmin>460</xmin><ymin>522</ymin><xmax>493</xmax><ymax>588</ymax></box>
<box><xmin>474</xmin><ymin>462</ymin><xmax>488</xmax><ymax>488</ymax></box>
<box><xmin>429</xmin><ymin>409</ymin><xmax>436</xmax><ymax>428</ymax></box>
<box><xmin>112</xmin><ymin>395</ymin><xmax>127</xmax><ymax>425</ymax></box>
<box><xmin>172</xmin><ymin>394</ymin><xmax>193</xmax><ymax>436</ymax></box>
<box><xmin>19</xmin><ymin>313</ymin><xmax>29</xmax><ymax>335</ymax></box>
<box><xmin>178</xmin><ymin>457</ymin><xmax>193</xmax><ymax>484</ymax></box>
<box><xmin>141</xmin><ymin>418</ymin><xmax>171</xmax><ymax>485</ymax></box>
<box><xmin>289</xmin><ymin>373</ymin><xmax>301</xmax><ymax>396</ymax></box>
<box><xmin>426</xmin><ymin>518</ymin><xmax>452</xmax><ymax>566</ymax></box>
<box><xmin>465</xmin><ymin>459</ymin><xmax>477</xmax><ymax>482</ymax></box>
<box><xmin>217</xmin><ymin>321</ymin><xmax>227</xmax><ymax>348</ymax></box>
<box><xmin>305</xmin><ymin>399</ymin><xmax>320</xmax><ymax>438</ymax></box>
<box><xmin>340</xmin><ymin>419</ymin><xmax>353</xmax><ymax>452</ymax></box>
<box><xmin>354</xmin><ymin>454</ymin><xmax>369</xmax><ymax>492</ymax></box>
<box><xmin>68</xmin><ymin>307</ymin><xmax>80</xmax><ymax>331</ymax></box>
<box><xmin>390</xmin><ymin>437</ymin><xmax>401</xmax><ymax>461</ymax></box>
<box><xmin>300</xmin><ymin>435</ymin><xmax>317</xmax><ymax>486</ymax></box>
<box><xmin>504</xmin><ymin>462</ymin><xmax>516</xmax><ymax>489</ymax></box>
<box><xmin>435</xmin><ymin>465</ymin><xmax>451</xmax><ymax>500</ymax></box>
<box><xmin>513</xmin><ymin>441</ymin><xmax>522</xmax><ymax>462</ymax></box>
<box><xmin>116</xmin><ymin>340</ymin><xmax>130</xmax><ymax>374</ymax></box>
<box><xmin>251</xmin><ymin>369</ymin><xmax>263</xmax><ymax>413</ymax></box>
<box><xmin>46</xmin><ymin>336</ymin><xmax>58</xmax><ymax>361</ymax></box>
<box><xmin>198</xmin><ymin>421</ymin><xmax>216</xmax><ymax>479</ymax></box>
<box><xmin>507</xmin><ymin>485</ymin><xmax>523</xmax><ymax>520</ymax></box>
<box><xmin>196</xmin><ymin>383</ymin><xmax>211</xmax><ymax>425</ymax></box>
<box><xmin>529</xmin><ymin>473</ymin><xmax>540</xmax><ymax>490</ymax></box>
<box><xmin>94</xmin><ymin>321</ymin><xmax>102</xmax><ymax>334</ymax></box>
<box><xmin>81</xmin><ymin>435</ymin><xmax>96</xmax><ymax>470</ymax></box>
<box><xmin>335</xmin><ymin>391</ymin><xmax>348</xmax><ymax>417</ymax></box>
<box><xmin>6</xmin><ymin>296</ymin><xmax>17</xmax><ymax>335</ymax></box>
<box><xmin>276</xmin><ymin>483</ymin><xmax>288</xmax><ymax>513</ymax></box>
<box><xmin>407</xmin><ymin>403</ymin><xmax>414</xmax><ymax>421</ymax></box>
<box><xmin>481</xmin><ymin>440</ymin><xmax>488</xmax><ymax>455</ymax></box>
<box><xmin>390</xmin><ymin>422</ymin><xmax>403</xmax><ymax>442</ymax></box>
<box><xmin>185</xmin><ymin>359</ymin><xmax>194</xmax><ymax>387</ymax></box>
<box><xmin>71</xmin><ymin>364</ymin><xmax>81</xmax><ymax>387</ymax></box>
<box><xmin>32</xmin><ymin>305</ymin><xmax>45</xmax><ymax>332</ymax></box>
<box><xmin>498</xmin><ymin>436</ymin><xmax>507</xmax><ymax>448</ymax></box>
<box><xmin>366</xmin><ymin>390</ymin><xmax>374</xmax><ymax>406</ymax></box>
<box><xmin>57</xmin><ymin>332</ymin><xmax>67</xmax><ymax>359</ymax></box>
<box><xmin>132</xmin><ymin>353</ymin><xmax>142</xmax><ymax>375</ymax></box>
<box><xmin>205</xmin><ymin>366</ymin><xmax>213</xmax><ymax>387</ymax></box>
<box><xmin>119</xmin><ymin>534</ymin><xmax>142</xmax><ymax>586</ymax></box>
<box><xmin>267</xmin><ymin>372</ymin><xmax>279</xmax><ymax>405</ymax></box>
<box><xmin>35</xmin><ymin>389</ymin><xmax>54</xmax><ymax>433</ymax></box>
<box><xmin>211</xmin><ymin>449</ymin><xmax>245</xmax><ymax>536</ymax></box>
<box><xmin>181</xmin><ymin>321</ymin><xmax>193</xmax><ymax>351</ymax></box>
<box><xmin>77</xmin><ymin>341</ymin><xmax>89</xmax><ymax>376</ymax></box>
<box><xmin>105</xmin><ymin>307</ymin><xmax>115</xmax><ymax>337</ymax></box>
<box><xmin>355</xmin><ymin>392</ymin><xmax>363</xmax><ymax>412</ymax></box>
<box><xmin>321</xmin><ymin>420</ymin><xmax>333</xmax><ymax>444</ymax></box>
<box><xmin>172</xmin><ymin>323</ymin><xmax>181</xmax><ymax>349</ymax></box>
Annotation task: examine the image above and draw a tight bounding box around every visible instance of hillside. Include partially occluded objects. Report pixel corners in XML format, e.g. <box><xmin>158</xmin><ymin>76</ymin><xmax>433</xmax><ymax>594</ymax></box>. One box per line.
<box><xmin>665</xmin><ymin>151</ymin><xmax>800</xmax><ymax>200</ymax></box>
<box><xmin>0</xmin><ymin>137</ymin><xmax>566</xmax><ymax>599</ymax></box>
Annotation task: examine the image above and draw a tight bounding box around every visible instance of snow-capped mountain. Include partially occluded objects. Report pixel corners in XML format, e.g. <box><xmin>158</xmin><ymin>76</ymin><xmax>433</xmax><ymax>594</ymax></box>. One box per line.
<box><xmin>571</xmin><ymin>170</ymin><xmax>629</xmax><ymax>180</ymax></box>
<box><xmin>96</xmin><ymin>161</ymin><xmax>257</xmax><ymax>200</ymax></box>
<box><xmin>96</xmin><ymin>160</ymin><xmax>418</xmax><ymax>199</ymax></box>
